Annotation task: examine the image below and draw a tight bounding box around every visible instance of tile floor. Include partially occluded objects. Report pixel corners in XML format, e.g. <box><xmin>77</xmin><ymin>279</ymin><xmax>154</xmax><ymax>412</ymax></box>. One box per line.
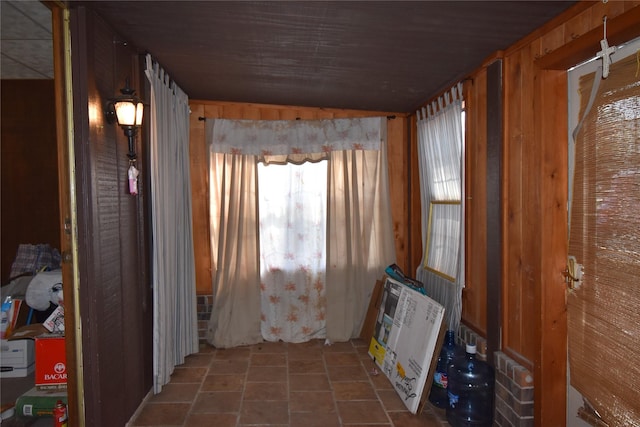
<box><xmin>128</xmin><ymin>339</ymin><xmax>451</xmax><ymax>427</ymax></box>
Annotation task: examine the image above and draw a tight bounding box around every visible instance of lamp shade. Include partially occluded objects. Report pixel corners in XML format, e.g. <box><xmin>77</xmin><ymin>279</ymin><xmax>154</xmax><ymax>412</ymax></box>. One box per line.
<box><xmin>114</xmin><ymin>100</ymin><xmax>144</xmax><ymax>127</ymax></box>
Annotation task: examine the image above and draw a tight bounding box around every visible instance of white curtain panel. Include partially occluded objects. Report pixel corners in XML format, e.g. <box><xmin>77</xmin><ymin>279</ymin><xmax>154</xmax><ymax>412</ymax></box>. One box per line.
<box><xmin>326</xmin><ymin>135</ymin><xmax>397</xmax><ymax>342</ymax></box>
<box><xmin>206</xmin><ymin>149</ymin><xmax>263</xmax><ymax>349</ymax></box>
<box><xmin>145</xmin><ymin>55</ymin><xmax>199</xmax><ymax>393</ymax></box>
<box><xmin>415</xmin><ymin>83</ymin><xmax>465</xmax><ymax>332</ymax></box>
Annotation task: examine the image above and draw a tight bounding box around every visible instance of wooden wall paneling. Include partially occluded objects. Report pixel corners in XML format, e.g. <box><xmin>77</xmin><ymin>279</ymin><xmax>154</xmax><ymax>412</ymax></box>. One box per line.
<box><xmin>502</xmin><ymin>39</ymin><xmax>540</xmax><ymax>369</ymax></box>
<box><xmin>223</xmin><ymin>103</ymin><xmax>244</xmax><ymax>119</ymax></box>
<box><xmin>203</xmin><ymin>103</ymin><xmax>222</xmax><ymax>120</ymax></box>
<box><xmin>89</xmin><ymin>12</ymin><xmax>128</xmax><ymax>426</ymax></box>
<box><xmin>118</xmin><ymin>52</ymin><xmax>149</xmax><ymax>419</ymax></box>
<box><xmin>588</xmin><ymin>0</ymin><xmax>627</xmax><ymax>27</ymax></box>
<box><xmin>504</xmin><ymin>1</ymin><xmax>593</xmax><ymax>60</ymax></box>
<box><xmin>502</xmin><ymin>50</ymin><xmax>524</xmax><ymax>363</ymax></box>
<box><xmin>0</xmin><ymin>80</ymin><xmax>60</xmax><ymax>283</ymax></box>
<box><xmin>564</xmin><ymin>7</ymin><xmax>593</xmax><ymax>44</ymax></box>
<box><xmin>70</xmin><ymin>6</ymin><xmax>153</xmax><ymax>425</ymax></box>
<box><xmin>516</xmin><ymin>39</ymin><xmax>543</xmax><ymax>369</ymax></box>
<box><xmin>533</xmin><ymin>67</ymin><xmax>568</xmax><ymax>427</ymax></box>
<box><xmin>71</xmin><ymin>8</ymin><xmax>106</xmax><ymax>425</ymax></box>
<box><xmin>296</xmin><ymin>109</ymin><xmax>316</xmax><ymax>120</ymax></box>
<box><xmin>518</xmin><ymin>39</ymin><xmax>541</xmax><ymax>368</ymax></box>
<box><xmin>277</xmin><ymin>107</ymin><xmax>299</xmax><ymax>120</ymax></box>
<box><xmin>386</xmin><ymin>116</ymin><xmax>409</xmax><ymax>272</ymax></box>
<box><xmin>260</xmin><ymin>108</ymin><xmax>280</xmax><ymax>120</ymax></box>
<box><xmin>408</xmin><ymin>115</ymin><xmax>423</xmax><ymax>274</ymax></box>
<box><xmin>462</xmin><ymin>69</ymin><xmax>487</xmax><ymax>335</ymax></box>
<box><xmin>316</xmin><ymin>110</ymin><xmax>336</xmax><ymax>120</ymax></box>
<box><xmin>189</xmin><ymin>103</ymin><xmax>212</xmax><ymax>295</ymax></box>
<box><xmin>242</xmin><ymin>104</ymin><xmax>261</xmax><ymax>120</ymax></box>
<box><xmin>535</xmin><ymin>5</ymin><xmax>640</xmax><ymax>71</ymax></box>
<box><xmin>539</xmin><ymin>22</ymin><xmax>565</xmax><ymax>57</ymax></box>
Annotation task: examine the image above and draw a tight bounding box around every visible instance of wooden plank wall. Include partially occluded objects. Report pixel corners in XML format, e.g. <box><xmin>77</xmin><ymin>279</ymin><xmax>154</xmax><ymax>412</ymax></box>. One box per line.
<box><xmin>503</xmin><ymin>0</ymin><xmax>638</xmax><ymax>369</ymax></box>
<box><xmin>0</xmin><ymin>80</ymin><xmax>60</xmax><ymax>283</ymax></box>
<box><xmin>457</xmin><ymin>1</ymin><xmax>639</xmax><ymax>424</ymax></box>
<box><xmin>460</xmin><ymin>0</ymin><xmax>639</xmax><ymax>365</ymax></box>
<box><xmin>70</xmin><ymin>6</ymin><xmax>154</xmax><ymax>425</ymax></box>
<box><xmin>188</xmin><ymin>100</ymin><xmax>410</xmax><ymax>295</ymax></box>
<box><xmin>462</xmin><ymin>69</ymin><xmax>488</xmax><ymax>337</ymax></box>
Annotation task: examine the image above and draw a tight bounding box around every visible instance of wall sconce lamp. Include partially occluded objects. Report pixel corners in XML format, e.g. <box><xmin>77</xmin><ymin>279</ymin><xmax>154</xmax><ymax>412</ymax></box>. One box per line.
<box><xmin>106</xmin><ymin>80</ymin><xmax>144</xmax><ymax>161</ymax></box>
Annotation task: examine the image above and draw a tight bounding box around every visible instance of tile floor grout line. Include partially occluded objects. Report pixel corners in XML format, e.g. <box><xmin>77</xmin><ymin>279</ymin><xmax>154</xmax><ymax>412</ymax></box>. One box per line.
<box><xmin>286</xmin><ymin>342</ymin><xmax>291</xmax><ymax>427</ymax></box>
<box><xmin>183</xmin><ymin>347</ymin><xmax>214</xmax><ymax>427</ymax></box>
<box><xmin>236</xmin><ymin>345</ymin><xmax>253</xmax><ymax>427</ymax></box>
<box><xmin>324</xmin><ymin>341</ymin><xmax>343</xmax><ymax>427</ymax></box>
<box><xmin>364</xmin><ymin>349</ymin><xmax>395</xmax><ymax>427</ymax></box>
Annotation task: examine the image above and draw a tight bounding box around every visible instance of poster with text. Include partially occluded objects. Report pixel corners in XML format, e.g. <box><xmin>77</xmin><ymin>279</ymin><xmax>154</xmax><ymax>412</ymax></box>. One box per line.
<box><xmin>368</xmin><ymin>277</ymin><xmax>445</xmax><ymax>413</ymax></box>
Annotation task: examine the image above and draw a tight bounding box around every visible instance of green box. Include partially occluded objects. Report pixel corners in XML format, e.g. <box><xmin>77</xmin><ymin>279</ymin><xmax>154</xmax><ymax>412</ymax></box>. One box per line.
<box><xmin>15</xmin><ymin>387</ymin><xmax>67</xmax><ymax>418</ymax></box>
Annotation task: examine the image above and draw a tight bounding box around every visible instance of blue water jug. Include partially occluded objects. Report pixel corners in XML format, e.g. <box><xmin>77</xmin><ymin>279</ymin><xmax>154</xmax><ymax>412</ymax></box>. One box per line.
<box><xmin>446</xmin><ymin>344</ymin><xmax>495</xmax><ymax>427</ymax></box>
<box><xmin>429</xmin><ymin>330</ymin><xmax>460</xmax><ymax>408</ymax></box>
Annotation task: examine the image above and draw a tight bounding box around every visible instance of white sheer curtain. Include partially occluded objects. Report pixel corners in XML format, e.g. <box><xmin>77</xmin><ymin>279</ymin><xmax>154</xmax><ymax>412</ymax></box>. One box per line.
<box><xmin>144</xmin><ymin>55</ymin><xmax>198</xmax><ymax>393</ymax></box>
<box><xmin>415</xmin><ymin>83</ymin><xmax>465</xmax><ymax>332</ymax></box>
<box><xmin>258</xmin><ymin>161</ymin><xmax>327</xmax><ymax>343</ymax></box>
<box><xmin>206</xmin><ymin>117</ymin><xmax>395</xmax><ymax>346</ymax></box>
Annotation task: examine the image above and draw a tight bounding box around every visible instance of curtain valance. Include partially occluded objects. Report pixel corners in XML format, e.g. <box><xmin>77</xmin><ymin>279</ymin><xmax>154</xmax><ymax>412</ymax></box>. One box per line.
<box><xmin>207</xmin><ymin>117</ymin><xmax>383</xmax><ymax>160</ymax></box>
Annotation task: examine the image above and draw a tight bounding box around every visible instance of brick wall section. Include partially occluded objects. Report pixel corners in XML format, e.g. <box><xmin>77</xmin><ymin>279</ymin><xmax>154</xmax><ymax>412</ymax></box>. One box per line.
<box><xmin>456</xmin><ymin>324</ymin><xmax>535</xmax><ymax>427</ymax></box>
<box><xmin>493</xmin><ymin>351</ymin><xmax>534</xmax><ymax>427</ymax></box>
<box><xmin>197</xmin><ymin>294</ymin><xmax>213</xmax><ymax>343</ymax></box>
<box><xmin>457</xmin><ymin>323</ymin><xmax>488</xmax><ymax>361</ymax></box>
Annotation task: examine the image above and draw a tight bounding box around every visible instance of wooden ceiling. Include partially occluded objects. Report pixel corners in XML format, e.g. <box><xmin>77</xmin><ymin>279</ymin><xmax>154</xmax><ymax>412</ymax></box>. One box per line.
<box><xmin>23</xmin><ymin>1</ymin><xmax>579</xmax><ymax>112</ymax></box>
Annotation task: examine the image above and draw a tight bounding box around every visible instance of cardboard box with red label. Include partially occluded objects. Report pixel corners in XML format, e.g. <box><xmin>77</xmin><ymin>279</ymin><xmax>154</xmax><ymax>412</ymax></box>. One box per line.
<box><xmin>8</xmin><ymin>324</ymin><xmax>67</xmax><ymax>389</ymax></box>
<box><xmin>35</xmin><ymin>334</ymin><xmax>66</xmax><ymax>390</ymax></box>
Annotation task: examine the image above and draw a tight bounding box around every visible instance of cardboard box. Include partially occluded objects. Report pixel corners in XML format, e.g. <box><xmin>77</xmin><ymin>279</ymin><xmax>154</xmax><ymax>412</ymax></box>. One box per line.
<box><xmin>35</xmin><ymin>334</ymin><xmax>67</xmax><ymax>390</ymax></box>
<box><xmin>359</xmin><ymin>279</ymin><xmax>384</xmax><ymax>341</ymax></box>
<box><xmin>0</xmin><ymin>338</ymin><xmax>35</xmax><ymax>378</ymax></box>
<box><xmin>368</xmin><ymin>277</ymin><xmax>445</xmax><ymax>414</ymax></box>
<box><xmin>15</xmin><ymin>387</ymin><xmax>67</xmax><ymax>418</ymax></box>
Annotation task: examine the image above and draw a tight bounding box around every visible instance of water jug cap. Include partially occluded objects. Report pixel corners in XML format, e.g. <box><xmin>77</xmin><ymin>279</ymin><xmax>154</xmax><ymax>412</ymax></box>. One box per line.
<box><xmin>466</xmin><ymin>344</ymin><xmax>477</xmax><ymax>354</ymax></box>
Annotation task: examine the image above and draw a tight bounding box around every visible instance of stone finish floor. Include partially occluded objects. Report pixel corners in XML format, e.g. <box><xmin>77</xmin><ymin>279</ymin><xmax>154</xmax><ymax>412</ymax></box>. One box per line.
<box><xmin>128</xmin><ymin>339</ymin><xmax>450</xmax><ymax>427</ymax></box>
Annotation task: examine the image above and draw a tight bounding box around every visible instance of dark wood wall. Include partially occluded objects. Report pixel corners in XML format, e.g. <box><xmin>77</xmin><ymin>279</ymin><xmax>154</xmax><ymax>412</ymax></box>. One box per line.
<box><xmin>1</xmin><ymin>80</ymin><xmax>60</xmax><ymax>283</ymax></box>
<box><xmin>69</xmin><ymin>6</ymin><xmax>153</xmax><ymax>426</ymax></box>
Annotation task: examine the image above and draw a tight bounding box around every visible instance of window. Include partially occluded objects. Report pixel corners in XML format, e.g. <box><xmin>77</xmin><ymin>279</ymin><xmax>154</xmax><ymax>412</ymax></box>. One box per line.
<box><xmin>425</xmin><ymin>201</ymin><xmax>461</xmax><ymax>280</ymax></box>
<box><xmin>420</xmin><ymin>101</ymin><xmax>465</xmax><ymax>281</ymax></box>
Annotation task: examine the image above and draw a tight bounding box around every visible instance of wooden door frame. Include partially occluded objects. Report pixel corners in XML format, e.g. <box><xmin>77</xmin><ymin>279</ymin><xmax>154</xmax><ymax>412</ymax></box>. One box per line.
<box><xmin>50</xmin><ymin>3</ymin><xmax>84</xmax><ymax>426</ymax></box>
